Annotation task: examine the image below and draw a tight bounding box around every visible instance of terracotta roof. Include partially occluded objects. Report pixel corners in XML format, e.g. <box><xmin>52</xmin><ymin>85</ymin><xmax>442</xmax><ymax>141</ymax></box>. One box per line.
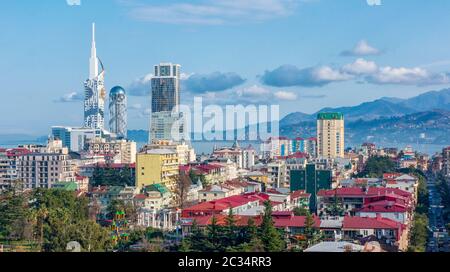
<box><xmin>134</xmin><ymin>194</ymin><xmax>147</xmax><ymax>200</ymax></box>
<box><xmin>342</xmin><ymin>216</ymin><xmax>403</xmax><ymax>230</ymax></box>
<box><xmin>317</xmin><ymin>187</ymin><xmax>412</xmax><ymax>199</ymax></box>
<box><xmin>358</xmin><ymin>200</ymin><xmax>408</xmax><ymax>213</ymax></box>
<box><xmin>183</xmin><ymin>193</ymin><xmax>270</xmax><ymax>213</ymax></box>
<box><xmin>290</xmin><ymin>190</ymin><xmax>311</xmax><ymax>199</ymax></box>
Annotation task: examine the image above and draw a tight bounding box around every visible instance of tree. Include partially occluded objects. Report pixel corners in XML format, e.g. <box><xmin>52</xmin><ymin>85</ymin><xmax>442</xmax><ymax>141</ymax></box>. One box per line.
<box><xmin>260</xmin><ymin>201</ymin><xmax>285</xmax><ymax>252</ymax></box>
<box><xmin>0</xmin><ymin>189</ymin><xmax>28</xmax><ymax>241</ymax></box>
<box><xmin>304</xmin><ymin>212</ymin><xmax>321</xmax><ymax>248</ymax></box>
<box><xmin>206</xmin><ymin>216</ymin><xmax>222</xmax><ymax>252</ymax></box>
<box><xmin>69</xmin><ymin>220</ymin><xmax>112</xmax><ymax>252</ymax></box>
<box><xmin>408</xmin><ymin>212</ymin><xmax>429</xmax><ymax>252</ymax></box>
<box><xmin>174</xmin><ymin>173</ymin><xmax>192</xmax><ymax>208</ymax></box>
<box><xmin>188</xmin><ymin>220</ymin><xmax>208</xmax><ymax>252</ymax></box>
<box><xmin>224</xmin><ymin>208</ymin><xmax>238</xmax><ymax>249</ymax></box>
<box><xmin>325</xmin><ymin>189</ymin><xmax>345</xmax><ymax>216</ymax></box>
<box><xmin>293</xmin><ymin>207</ymin><xmax>309</xmax><ymax>216</ymax></box>
<box><xmin>239</xmin><ymin>217</ymin><xmax>264</xmax><ymax>252</ymax></box>
<box><xmin>358</xmin><ymin>156</ymin><xmax>396</xmax><ymax>178</ymax></box>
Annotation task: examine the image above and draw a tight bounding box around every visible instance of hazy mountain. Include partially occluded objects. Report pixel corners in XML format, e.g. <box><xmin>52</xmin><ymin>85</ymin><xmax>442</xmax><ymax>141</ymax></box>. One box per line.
<box><xmin>281</xmin><ymin>88</ymin><xmax>450</xmax><ymax>124</ymax></box>
<box><xmin>380</xmin><ymin>97</ymin><xmax>406</xmax><ymax>104</ymax></box>
<box><xmin>280</xmin><ymin>110</ymin><xmax>450</xmax><ymax>146</ymax></box>
<box><xmin>397</xmin><ymin>88</ymin><xmax>450</xmax><ymax>111</ymax></box>
<box><xmin>317</xmin><ymin>99</ymin><xmax>416</xmax><ymax>121</ymax></box>
<box><xmin>280</xmin><ymin>112</ymin><xmax>314</xmax><ymax>126</ymax></box>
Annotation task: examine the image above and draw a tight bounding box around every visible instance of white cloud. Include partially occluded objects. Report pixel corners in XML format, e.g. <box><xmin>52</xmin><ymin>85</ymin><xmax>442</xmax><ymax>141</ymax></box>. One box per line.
<box><xmin>55</xmin><ymin>92</ymin><xmax>84</xmax><ymax>103</ymax></box>
<box><xmin>274</xmin><ymin>91</ymin><xmax>298</xmax><ymax>100</ymax></box>
<box><xmin>342</xmin><ymin>58</ymin><xmax>378</xmax><ymax>75</ymax></box>
<box><xmin>128</xmin><ymin>73</ymin><xmax>153</xmax><ymax>96</ymax></box>
<box><xmin>236</xmin><ymin>85</ymin><xmax>271</xmax><ymax>96</ymax></box>
<box><xmin>123</xmin><ymin>0</ymin><xmax>302</xmax><ymax>25</ymax></box>
<box><xmin>66</xmin><ymin>0</ymin><xmax>81</xmax><ymax>6</ymax></box>
<box><xmin>367</xmin><ymin>66</ymin><xmax>450</xmax><ymax>85</ymax></box>
<box><xmin>341</xmin><ymin>40</ymin><xmax>381</xmax><ymax>57</ymax></box>
<box><xmin>312</xmin><ymin>66</ymin><xmax>352</xmax><ymax>81</ymax></box>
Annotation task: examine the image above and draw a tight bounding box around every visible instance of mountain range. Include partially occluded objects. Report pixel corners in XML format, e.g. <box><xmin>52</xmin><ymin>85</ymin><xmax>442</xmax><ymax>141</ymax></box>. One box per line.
<box><xmin>279</xmin><ymin>88</ymin><xmax>450</xmax><ymax>147</ymax></box>
<box><xmin>281</xmin><ymin>88</ymin><xmax>450</xmax><ymax>125</ymax></box>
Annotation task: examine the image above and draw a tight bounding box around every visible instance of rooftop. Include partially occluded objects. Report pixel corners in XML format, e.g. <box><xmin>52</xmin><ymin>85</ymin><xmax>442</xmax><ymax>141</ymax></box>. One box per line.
<box><xmin>317</xmin><ymin>112</ymin><xmax>344</xmax><ymax>120</ymax></box>
<box><xmin>304</xmin><ymin>241</ymin><xmax>363</xmax><ymax>252</ymax></box>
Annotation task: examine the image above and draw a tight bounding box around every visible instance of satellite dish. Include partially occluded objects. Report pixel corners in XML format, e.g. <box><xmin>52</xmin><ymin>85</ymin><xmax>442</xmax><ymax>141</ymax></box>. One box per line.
<box><xmin>66</xmin><ymin>241</ymin><xmax>82</xmax><ymax>252</ymax></box>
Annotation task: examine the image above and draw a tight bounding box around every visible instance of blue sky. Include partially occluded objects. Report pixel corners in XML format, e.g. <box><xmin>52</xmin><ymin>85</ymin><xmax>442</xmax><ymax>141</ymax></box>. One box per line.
<box><xmin>1</xmin><ymin>0</ymin><xmax>450</xmax><ymax>135</ymax></box>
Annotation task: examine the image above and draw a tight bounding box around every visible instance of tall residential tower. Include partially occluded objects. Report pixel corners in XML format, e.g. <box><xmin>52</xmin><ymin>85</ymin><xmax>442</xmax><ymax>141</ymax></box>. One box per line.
<box><xmin>84</xmin><ymin>23</ymin><xmax>106</xmax><ymax>130</ymax></box>
<box><xmin>317</xmin><ymin>113</ymin><xmax>345</xmax><ymax>159</ymax></box>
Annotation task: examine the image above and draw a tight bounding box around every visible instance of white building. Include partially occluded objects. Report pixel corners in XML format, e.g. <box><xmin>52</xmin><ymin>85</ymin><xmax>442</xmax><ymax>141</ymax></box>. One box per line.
<box><xmin>16</xmin><ymin>139</ymin><xmax>76</xmax><ymax>189</ymax></box>
<box><xmin>267</xmin><ymin>160</ymin><xmax>288</xmax><ymax>188</ymax></box>
<box><xmin>85</xmin><ymin>138</ymin><xmax>137</xmax><ymax>164</ymax></box>
<box><xmin>51</xmin><ymin>126</ymin><xmax>103</xmax><ymax>153</ymax></box>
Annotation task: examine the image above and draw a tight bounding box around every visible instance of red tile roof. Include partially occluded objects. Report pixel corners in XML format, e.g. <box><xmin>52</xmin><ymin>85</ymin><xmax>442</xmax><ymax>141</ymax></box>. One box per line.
<box><xmin>342</xmin><ymin>216</ymin><xmax>403</xmax><ymax>230</ymax></box>
<box><xmin>183</xmin><ymin>193</ymin><xmax>270</xmax><ymax>214</ymax></box>
<box><xmin>134</xmin><ymin>194</ymin><xmax>147</xmax><ymax>200</ymax></box>
<box><xmin>358</xmin><ymin>200</ymin><xmax>408</xmax><ymax>213</ymax></box>
<box><xmin>290</xmin><ymin>190</ymin><xmax>311</xmax><ymax>199</ymax></box>
<box><xmin>317</xmin><ymin>187</ymin><xmax>412</xmax><ymax>199</ymax></box>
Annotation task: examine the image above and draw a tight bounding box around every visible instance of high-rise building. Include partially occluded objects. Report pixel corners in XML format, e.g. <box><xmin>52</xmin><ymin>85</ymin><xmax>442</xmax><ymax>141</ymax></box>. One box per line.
<box><xmin>149</xmin><ymin>63</ymin><xmax>184</xmax><ymax>143</ymax></box>
<box><xmin>317</xmin><ymin>113</ymin><xmax>345</xmax><ymax>159</ymax></box>
<box><xmin>151</xmin><ymin>63</ymin><xmax>181</xmax><ymax>113</ymax></box>
<box><xmin>150</xmin><ymin>111</ymin><xmax>185</xmax><ymax>142</ymax></box>
<box><xmin>290</xmin><ymin>164</ymin><xmax>332</xmax><ymax>211</ymax></box>
<box><xmin>109</xmin><ymin>86</ymin><xmax>128</xmax><ymax>139</ymax></box>
<box><xmin>84</xmin><ymin>23</ymin><xmax>106</xmax><ymax>130</ymax></box>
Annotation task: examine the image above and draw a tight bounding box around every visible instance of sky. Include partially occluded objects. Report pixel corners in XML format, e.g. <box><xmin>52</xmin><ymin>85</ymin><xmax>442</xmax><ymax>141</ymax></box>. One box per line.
<box><xmin>1</xmin><ymin>0</ymin><xmax>450</xmax><ymax>135</ymax></box>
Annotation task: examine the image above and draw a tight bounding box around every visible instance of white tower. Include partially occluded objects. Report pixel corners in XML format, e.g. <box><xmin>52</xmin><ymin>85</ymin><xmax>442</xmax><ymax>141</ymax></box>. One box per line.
<box><xmin>84</xmin><ymin>23</ymin><xmax>106</xmax><ymax>130</ymax></box>
<box><xmin>89</xmin><ymin>23</ymin><xmax>99</xmax><ymax>80</ymax></box>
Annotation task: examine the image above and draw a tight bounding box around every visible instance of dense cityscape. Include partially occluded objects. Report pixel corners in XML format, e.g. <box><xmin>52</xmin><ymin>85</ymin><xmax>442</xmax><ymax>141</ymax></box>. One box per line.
<box><xmin>1</xmin><ymin>22</ymin><xmax>449</xmax><ymax>253</ymax></box>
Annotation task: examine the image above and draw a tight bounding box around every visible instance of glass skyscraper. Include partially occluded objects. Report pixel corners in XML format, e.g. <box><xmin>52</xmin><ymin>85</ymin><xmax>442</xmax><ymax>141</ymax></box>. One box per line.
<box><xmin>149</xmin><ymin>63</ymin><xmax>184</xmax><ymax>143</ymax></box>
<box><xmin>151</xmin><ymin>63</ymin><xmax>181</xmax><ymax>113</ymax></box>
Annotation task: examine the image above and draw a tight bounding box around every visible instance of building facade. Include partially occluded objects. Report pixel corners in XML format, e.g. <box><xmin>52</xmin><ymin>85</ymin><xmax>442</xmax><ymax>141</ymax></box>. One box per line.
<box><xmin>51</xmin><ymin>126</ymin><xmax>103</xmax><ymax>152</ymax></box>
<box><xmin>149</xmin><ymin>63</ymin><xmax>185</xmax><ymax>143</ymax></box>
<box><xmin>136</xmin><ymin>149</ymin><xmax>179</xmax><ymax>190</ymax></box>
<box><xmin>16</xmin><ymin>139</ymin><xmax>75</xmax><ymax>189</ymax></box>
<box><xmin>443</xmin><ymin>147</ymin><xmax>450</xmax><ymax>177</ymax></box>
<box><xmin>109</xmin><ymin>86</ymin><xmax>127</xmax><ymax>139</ymax></box>
<box><xmin>317</xmin><ymin>113</ymin><xmax>345</xmax><ymax>159</ymax></box>
<box><xmin>84</xmin><ymin>23</ymin><xmax>106</xmax><ymax>130</ymax></box>
<box><xmin>85</xmin><ymin>138</ymin><xmax>137</xmax><ymax>164</ymax></box>
<box><xmin>290</xmin><ymin>164</ymin><xmax>333</xmax><ymax>211</ymax></box>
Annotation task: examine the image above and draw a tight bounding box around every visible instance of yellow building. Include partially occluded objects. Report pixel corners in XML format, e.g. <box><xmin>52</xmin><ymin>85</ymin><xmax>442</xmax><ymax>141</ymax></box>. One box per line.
<box><xmin>136</xmin><ymin>149</ymin><xmax>179</xmax><ymax>191</ymax></box>
<box><xmin>317</xmin><ymin>112</ymin><xmax>345</xmax><ymax>159</ymax></box>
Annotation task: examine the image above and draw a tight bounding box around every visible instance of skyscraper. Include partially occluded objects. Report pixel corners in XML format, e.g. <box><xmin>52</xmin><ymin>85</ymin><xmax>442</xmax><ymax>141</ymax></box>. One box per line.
<box><xmin>84</xmin><ymin>23</ymin><xmax>106</xmax><ymax>130</ymax></box>
<box><xmin>317</xmin><ymin>112</ymin><xmax>345</xmax><ymax>159</ymax></box>
<box><xmin>149</xmin><ymin>63</ymin><xmax>184</xmax><ymax>143</ymax></box>
<box><xmin>109</xmin><ymin>86</ymin><xmax>128</xmax><ymax>139</ymax></box>
<box><xmin>151</xmin><ymin>63</ymin><xmax>181</xmax><ymax>113</ymax></box>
